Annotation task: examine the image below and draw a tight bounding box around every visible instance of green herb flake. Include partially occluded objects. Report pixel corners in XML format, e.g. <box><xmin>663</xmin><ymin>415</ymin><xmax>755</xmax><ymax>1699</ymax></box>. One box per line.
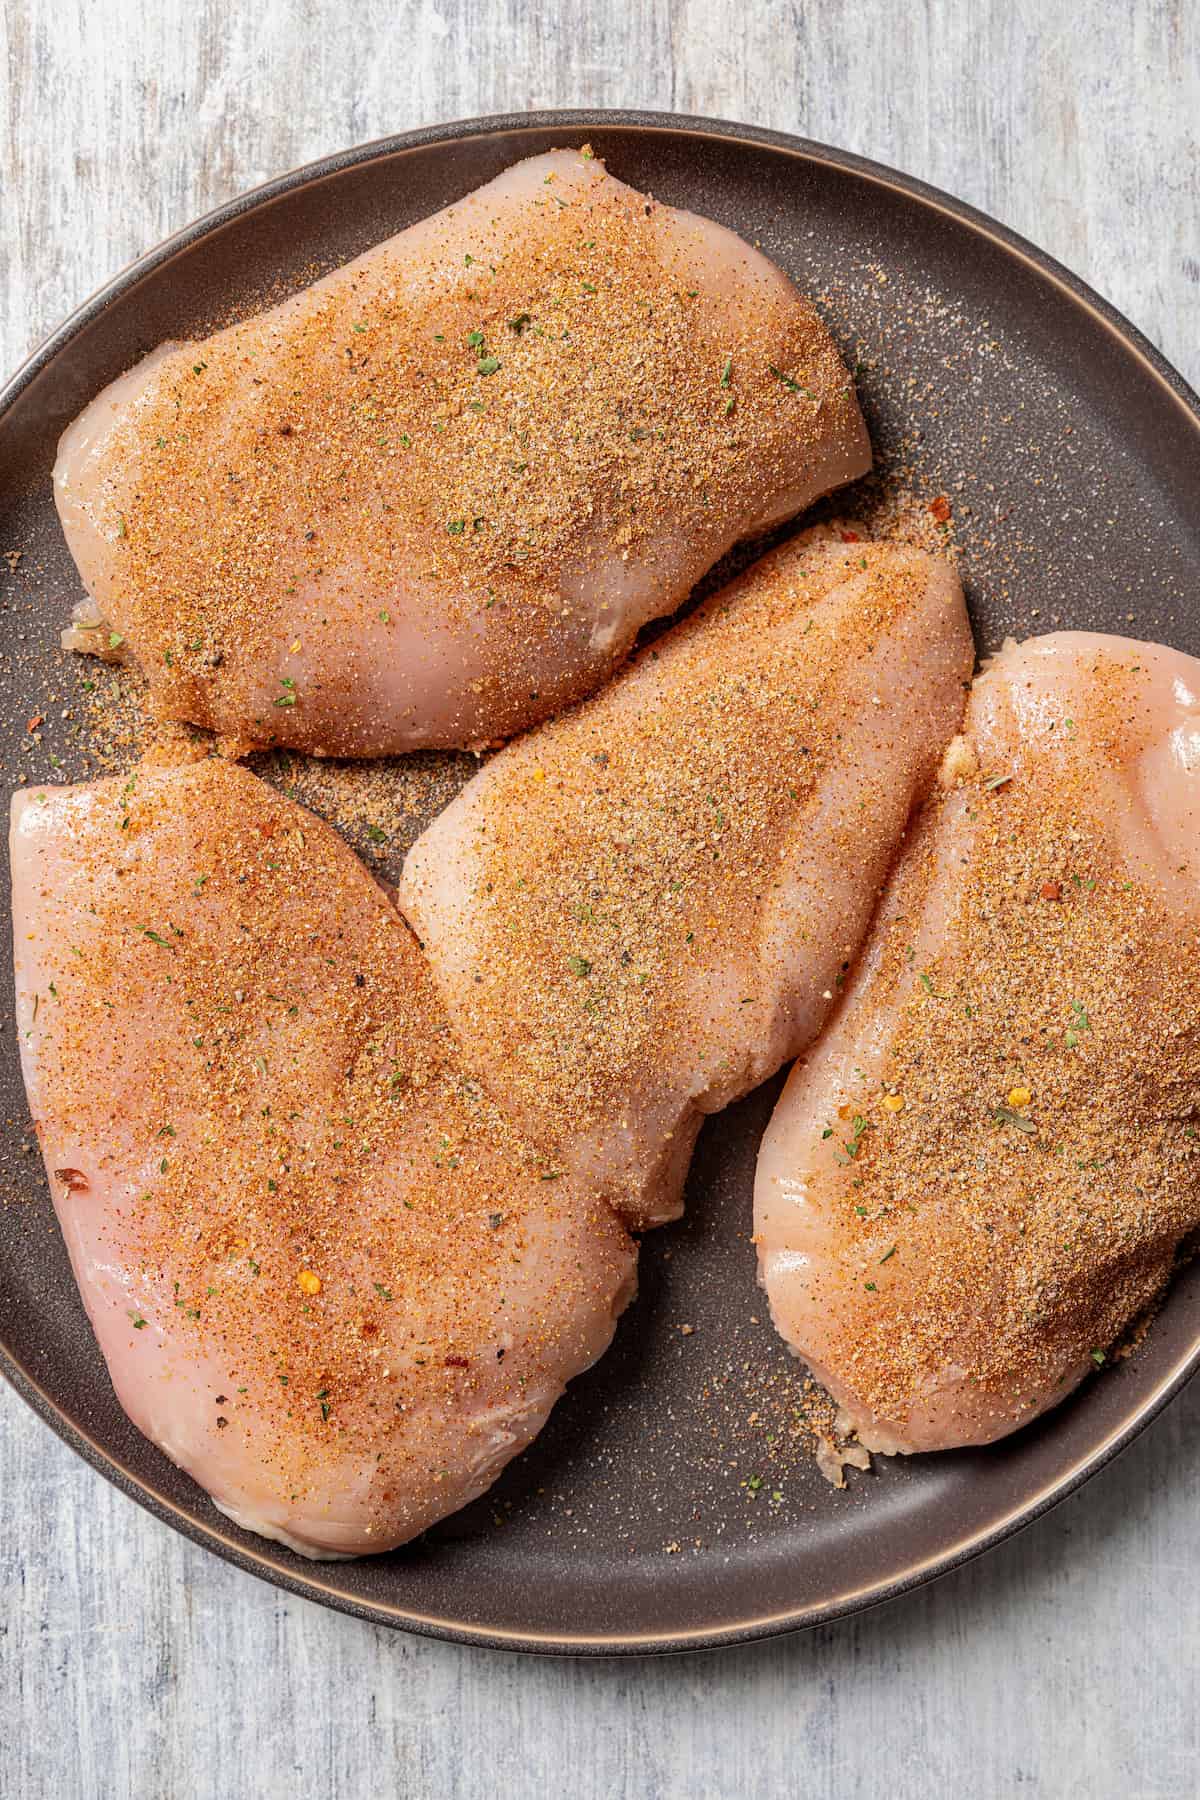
<box><xmin>1066</xmin><ymin>1000</ymin><xmax>1093</xmax><ymax>1049</ymax></box>
<box><xmin>993</xmin><ymin>1104</ymin><xmax>1037</xmax><ymax>1134</ymax></box>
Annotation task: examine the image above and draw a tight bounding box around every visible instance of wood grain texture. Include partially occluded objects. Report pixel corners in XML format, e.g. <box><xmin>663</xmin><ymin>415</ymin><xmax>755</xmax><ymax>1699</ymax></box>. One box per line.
<box><xmin>2</xmin><ymin>2</ymin><xmax>1199</xmax><ymax>1796</ymax></box>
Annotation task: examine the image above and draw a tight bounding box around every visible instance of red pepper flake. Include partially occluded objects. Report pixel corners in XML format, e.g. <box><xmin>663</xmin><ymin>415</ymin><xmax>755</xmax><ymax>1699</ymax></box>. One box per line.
<box><xmin>26</xmin><ymin>713</ymin><xmax>44</xmax><ymax>733</ymax></box>
<box><xmin>53</xmin><ymin>1167</ymin><xmax>90</xmax><ymax>1192</ymax></box>
<box><xmin>1040</xmin><ymin>880</ymin><xmax>1062</xmax><ymax>901</ymax></box>
<box><xmin>839</xmin><ymin>529</ymin><xmax>860</xmax><ymax>543</ymax></box>
<box><xmin>444</xmin><ymin>1354</ymin><xmax>471</xmax><ymax>1368</ymax></box>
<box><xmin>929</xmin><ymin>495</ymin><xmax>952</xmax><ymax>523</ymax></box>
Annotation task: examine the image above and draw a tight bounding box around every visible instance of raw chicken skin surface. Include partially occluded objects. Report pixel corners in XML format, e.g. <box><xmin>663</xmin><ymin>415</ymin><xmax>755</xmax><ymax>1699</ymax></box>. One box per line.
<box><xmin>401</xmin><ymin>532</ymin><xmax>972</xmax><ymax>1228</ymax></box>
<box><xmin>54</xmin><ymin>149</ymin><xmax>869</xmax><ymax>757</ymax></box>
<box><xmin>11</xmin><ymin>760</ymin><xmax>634</xmax><ymax>1556</ymax></box>
<box><xmin>757</xmin><ymin>633</ymin><xmax>1200</xmax><ymax>1454</ymax></box>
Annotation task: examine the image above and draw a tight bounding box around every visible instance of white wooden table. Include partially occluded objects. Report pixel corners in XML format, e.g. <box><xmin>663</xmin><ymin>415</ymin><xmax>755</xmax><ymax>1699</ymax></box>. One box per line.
<box><xmin>3</xmin><ymin>3</ymin><xmax>1198</xmax><ymax>1795</ymax></box>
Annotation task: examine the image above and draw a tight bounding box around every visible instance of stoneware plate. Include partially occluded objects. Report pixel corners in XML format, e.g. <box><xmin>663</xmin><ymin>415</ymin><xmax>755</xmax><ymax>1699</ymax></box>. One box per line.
<box><xmin>2</xmin><ymin>111</ymin><xmax>1199</xmax><ymax>1655</ymax></box>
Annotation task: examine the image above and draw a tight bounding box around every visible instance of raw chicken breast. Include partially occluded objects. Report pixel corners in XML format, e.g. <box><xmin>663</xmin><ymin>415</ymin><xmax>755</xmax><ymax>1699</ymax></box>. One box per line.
<box><xmin>54</xmin><ymin>149</ymin><xmax>869</xmax><ymax>757</ymax></box>
<box><xmin>11</xmin><ymin>759</ymin><xmax>634</xmax><ymax>1556</ymax></box>
<box><xmin>401</xmin><ymin>532</ymin><xmax>972</xmax><ymax>1228</ymax></box>
<box><xmin>757</xmin><ymin>632</ymin><xmax>1200</xmax><ymax>1454</ymax></box>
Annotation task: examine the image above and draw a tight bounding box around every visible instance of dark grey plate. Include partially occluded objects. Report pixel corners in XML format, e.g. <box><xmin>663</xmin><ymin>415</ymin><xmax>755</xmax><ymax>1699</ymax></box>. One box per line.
<box><xmin>2</xmin><ymin>111</ymin><xmax>1199</xmax><ymax>1655</ymax></box>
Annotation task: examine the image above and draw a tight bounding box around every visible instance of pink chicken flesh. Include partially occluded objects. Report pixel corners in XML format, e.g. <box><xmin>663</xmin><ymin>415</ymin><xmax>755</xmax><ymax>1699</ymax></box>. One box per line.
<box><xmin>53</xmin><ymin>149</ymin><xmax>869</xmax><ymax>757</ymax></box>
<box><xmin>756</xmin><ymin>632</ymin><xmax>1200</xmax><ymax>1454</ymax></box>
<box><xmin>401</xmin><ymin>531</ymin><xmax>972</xmax><ymax>1227</ymax></box>
<box><xmin>11</xmin><ymin>759</ymin><xmax>634</xmax><ymax>1556</ymax></box>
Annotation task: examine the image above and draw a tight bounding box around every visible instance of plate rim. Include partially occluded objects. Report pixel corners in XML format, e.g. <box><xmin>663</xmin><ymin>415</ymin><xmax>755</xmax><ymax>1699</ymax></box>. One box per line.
<box><xmin>4</xmin><ymin>105</ymin><xmax>1200</xmax><ymax>1657</ymax></box>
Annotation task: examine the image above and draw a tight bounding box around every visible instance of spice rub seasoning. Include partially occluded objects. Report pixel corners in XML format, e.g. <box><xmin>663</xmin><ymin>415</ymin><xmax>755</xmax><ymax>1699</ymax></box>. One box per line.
<box><xmin>756</xmin><ymin>632</ymin><xmax>1200</xmax><ymax>1452</ymax></box>
<box><xmin>401</xmin><ymin>532</ymin><xmax>972</xmax><ymax>1227</ymax></box>
<box><xmin>53</xmin><ymin>148</ymin><xmax>869</xmax><ymax>759</ymax></box>
<box><xmin>11</xmin><ymin>758</ymin><xmax>634</xmax><ymax>1555</ymax></box>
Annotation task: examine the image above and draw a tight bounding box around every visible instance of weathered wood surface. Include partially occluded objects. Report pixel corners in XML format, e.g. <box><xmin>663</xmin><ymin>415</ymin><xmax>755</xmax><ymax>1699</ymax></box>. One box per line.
<box><xmin>2</xmin><ymin>3</ymin><xmax>1198</xmax><ymax>1795</ymax></box>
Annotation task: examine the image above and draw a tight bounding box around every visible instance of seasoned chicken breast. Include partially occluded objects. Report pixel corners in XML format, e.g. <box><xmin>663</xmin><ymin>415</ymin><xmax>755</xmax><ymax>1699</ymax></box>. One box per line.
<box><xmin>11</xmin><ymin>760</ymin><xmax>634</xmax><ymax>1556</ymax></box>
<box><xmin>400</xmin><ymin>533</ymin><xmax>972</xmax><ymax>1227</ymax></box>
<box><xmin>756</xmin><ymin>632</ymin><xmax>1200</xmax><ymax>1453</ymax></box>
<box><xmin>54</xmin><ymin>149</ymin><xmax>869</xmax><ymax>757</ymax></box>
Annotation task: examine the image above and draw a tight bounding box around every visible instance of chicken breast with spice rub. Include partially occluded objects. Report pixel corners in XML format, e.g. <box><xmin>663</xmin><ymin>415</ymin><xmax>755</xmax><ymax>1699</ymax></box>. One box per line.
<box><xmin>12</xmin><ymin>759</ymin><xmax>634</xmax><ymax>1555</ymax></box>
<box><xmin>757</xmin><ymin>632</ymin><xmax>1200</xmax><ymax>1452</ymax></box>
<box><xmin>54</xmin><ymin>148</ymin><xmax>869</xmax><ymax>756</ymax></box>
<box><xmin>401</xmin><ymin>530</ymin><xmax>972</xmax><ymax>1228</ymax></box>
